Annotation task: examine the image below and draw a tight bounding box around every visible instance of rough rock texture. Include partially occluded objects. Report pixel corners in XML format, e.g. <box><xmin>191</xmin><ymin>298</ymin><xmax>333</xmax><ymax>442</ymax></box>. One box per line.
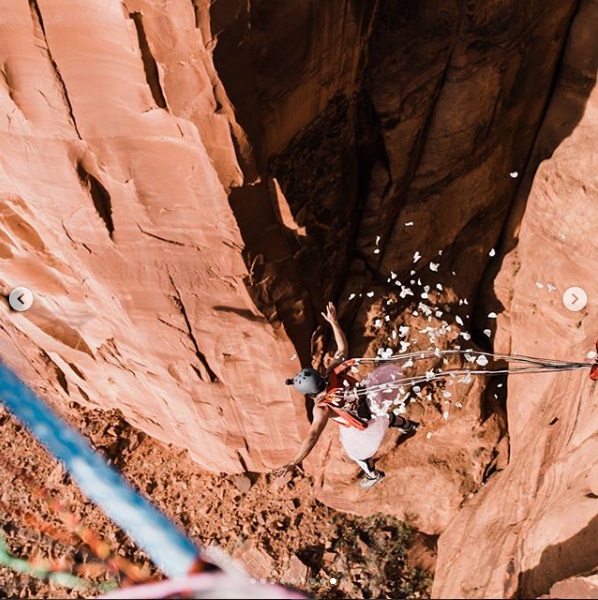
<box><xmin>0</xmin><ymin>0</ymin><xmax>304</xmax><ymax>474</ymax></box>
<box><xmin>0</xmin><ymin>0</ymin><xmax>596</xmax><ymax>596</ymax></box>
<box><xmin>433</xmin><ymin>0</ymin><xmax>598</xmax><ymax>597</ymax></box>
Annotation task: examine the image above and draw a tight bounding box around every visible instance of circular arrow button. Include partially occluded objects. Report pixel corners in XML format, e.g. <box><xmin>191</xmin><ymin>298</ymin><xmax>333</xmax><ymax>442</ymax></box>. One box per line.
<box><xmin>8</xmin><ymin>287</ymin><xmax>33</xmax><ymax>312</ymax></box>
<box><xmin>563</xmin><ymin>287</ymin><xmax>587</xmax><ymax>312</ymax></box>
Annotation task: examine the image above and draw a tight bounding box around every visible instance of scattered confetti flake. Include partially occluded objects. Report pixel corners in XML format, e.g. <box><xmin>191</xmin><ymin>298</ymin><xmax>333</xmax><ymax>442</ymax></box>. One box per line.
<box><xmin>483</xmin><ymin>329</ymin><xmax>491</xmax><ymax>337</ymax></box>
<box><xmin>403</xmin><ymin>359</ymin><xmax>414</xmax><ymax>368</ymax></box>
<box><xmin>421</xmin><ymin>292</ymin><xmax>429</xmax><ymax>299</ymax></box>
<box><xmin>374</xmin><ymin>319</ymin><xmax>382</xmax><ymax>328</ymax></box>
<box><xmin>461</xmin><ymin>332</ymin><xmax>471</xmax><ymax>340</ymax></box>
<box><xmin>455</xmin><ymin>402</ymin><xmax>463</xmax><ymax>409</ymax></box>
<box><xmin>489</xmin><ymin>248</ymin><xmax>496</xmax><ymax>257</ymax></box>
<box><xmin>391</xmin><ymin>330</ymin><xmax>397</xmax><ymax>339</ymax></box>
<box><xmin>510</xmin><ymin>171</ymin><xmax>519</xmax><ymax>178</ymax></box>
<box><xmin>425</xmin><ymin>370</ymin><xmax>436</xmax><ymax>381</ymax></box>
<box><xmin>547</xmin><ymin>284</ymin><xmax>557</xmax><ymax>292</ymax></box>
<box><xmin>390</xmin><ymin>271</ymin><xmax>397</xmax><ymax>279</ymax></box>
<box><xmin>413</xmin><ymin>251</ymin><xmax>422</xmax><ymax>263</ymax></box>
<box><xmin>435</xmin><ymin>310</ymin><xmax>443</xmax><ymax>318</ymax></box>
<box><xmin>438</xmin><ymin>250</ymin><xmax>443</xmax><ymax>256</ymax></box>
<box><xmin>366</xmin><ymin>291</ymin><xmax>375</xmax><ymax>298</ymax></box>
<box><xmin>436</xmin><ymin>283</ymin><xmax>443</xmax><ymax>291</ymax></box>
<box><xmin>426</xmin><ymin>432</ymin><xmax>433</xmax><ymax>439</ymax></box>
<box><xmin>477</xmin><ymin>355</ymin><xmax>489</xmax><ymax>366</ymax></box>
<box><xmin>488</xmin><ymin>312</ymin><xmax>497</xmax><ymax>318</ymax></box>
<box><xmin>442</xmin><ymin>390</ymin><xmax>452</xmax><ymax>398</ymax></box>
<box><xmin>451</xmin><ymin>271</ymin><xmax>456</xmax><ymax>276</ymax></box>
<box><xmin>497</xmin><ymin>383</ymin><xmax>503</xmax><ymax>388</ymax></box>
<box><xmin>429</xmin><ymin>262</ymin><xmax>439</xmax><ymax>272</ymax></box>
<box><xmin>348</xmin><ymin>293</ymin><xmax>356</xmax><ymax>300</ymax></box>
<box><xmin>536</xmin><ymin>282</ymin><xmax>544</xmax><ymax>288</ymax></box>
<box><xmin>413</xmin><ymin>386</ymin><xmax>421</xmax><ymax>393</ymax></box>
<box><xmin>385</xmin><ymin>315</ymin><xmax>390</xmax><ymax>321</ymax></box>
<box><xmin>587</xmin><ymin>350</ymin><xmax>597</xmax><ymax>360</ymax></box>
<box><xmin>410</xmin><ymin>270</ymin><xmax>416</xmax><ymax>276</ymax></box>
<box><xmin>375</xmin><ymin>235</ymin><xmax>381</xmax><ymax>245</ymax></box>
<box><xmin>412</xmin><ymin>311</ymin><xmax>419</xmax><ymax>316</ymax></box>
<box><xmin>399</xmin><ymin>341</ymin><xmax>411</xmax><ymax>353</ymax></box>
<box><xmin>405</xmin><ymin>221</ymin><xmax>414</xmax><ymax>227</ymax></box>
<box><xmin>463</xmin><ymin>298</ymin><xmax>469</xmax><ymax>305</ymax></box>
<box><xmin>443</xmin><ymin>411</ymin><xmax>449</xmax><ymax>420</ymax></box>
<box><xmin>460</xmin><ymin>372</ymin><xmax>473</xmax><ymax>384</ymax></box>
<box><xmin>290</xmin><ymin>353</ymin><xmax>297</xmax><ymax>360</ymax></box>
<box><xmin>374</xmin><ymin>248</ymin><xmax>381</xmax><ymax>254</ymax></box>
<box><xmin>456</xmin><ymin>315</ymin><xmax>464</xmax><ymax>326</ymax></box>
<box><xmin>399</xmin><ymin>287</ymin><xmax>414</xmax><ymax>298</ymax></box>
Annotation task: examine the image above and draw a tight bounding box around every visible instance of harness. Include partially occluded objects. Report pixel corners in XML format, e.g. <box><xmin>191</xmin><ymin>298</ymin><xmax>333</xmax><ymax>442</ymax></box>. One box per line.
<box><xmin>317</xmin><ymin>360</ymin><xmax>370</xmax><ymax>430</ymax></box>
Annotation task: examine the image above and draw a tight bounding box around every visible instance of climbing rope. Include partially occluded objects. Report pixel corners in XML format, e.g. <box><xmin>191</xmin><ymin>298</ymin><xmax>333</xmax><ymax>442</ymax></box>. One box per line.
<box><xmin>0</xmin><ymin>531</ymin><xmax>112</xmax><ymax>592</ymax></box>
<box><xmin>343</xmin><ymin>348</ymin><xmax>595</xmax><ymax>398</ymax></box>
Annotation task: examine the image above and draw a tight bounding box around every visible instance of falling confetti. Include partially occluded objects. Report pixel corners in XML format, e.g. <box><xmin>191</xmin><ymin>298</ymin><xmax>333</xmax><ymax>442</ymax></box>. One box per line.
<box><xmin>510</xmin><ymin>171</ymin><xmax>519</xmax><ymax>178</ymax></box>
<box><xmin>366</xmin><ymin>291</ymin><xmax>375</xmax><ymax>298</ymax></box>
<box><xmin>483</xmin><ymin>329</ymin><xmax>491</xmax><ymax>337</ymax></box>
<box><xmin>488</xmin><ymin>312</ymin><xmax>497</xmax><ymax>318</ymax></box>
<box><xmin>348</xmin><ymin>293</ymin><xmax>356</xmax><ymax>300</ymax></box>
<box><xmin>587</xmin><ymin>350</ymin><xmax>597</xmax><ymax>360</ymax></box>
<box><xmin>405</xmin><ymin>222</ymin><xmax>414</xmax><ymax>227</ymax></box>
<box><xmin>426</xmin><ymin>432</ymin><xmax>433</xmax><ymax>439</ymax></box>
<box><xmin>429</xmin><ymin>262</ymin><xmax>439</xmax><ymax>272</ymax></box>
<box><xmin>375</xmin><ymin>235</ymin><xmax>381</xmax><ymax>245</ymax></box>
<box><xmin>547</xmin><ymin>284</ymin><xmax>557</xmax><ymax>293</ymax></box>
<box><xmin>536</xmin><ymin>282</ymin><xmax>544</xmax><ymax>288</ymax></box>
<box><xmin>489</xmin><ymin>248</ymin><xmax>496</xmax><ymax>257</ymax></box>
<box><xmin>456</xmin><ymin>315</ymin><xmax>464</xmax><ymax>326</ymax></box>
<box><xmin>477</xmin><ymin>355</ymin><xmax>489</xmax><ymax>366</ymax></box>
<box><xmin>374</xmin><ymin>248</ymin><xmax>381</xmax><ymax>254</ymax></box>
<box><xmin>413</xmin><ymin>251</ymin><xmax>422</xmax><ymax>263</ymax></box>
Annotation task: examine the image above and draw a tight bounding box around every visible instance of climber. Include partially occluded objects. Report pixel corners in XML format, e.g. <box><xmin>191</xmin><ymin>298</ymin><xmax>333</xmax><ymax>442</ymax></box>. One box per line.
<box><xmin>277</xmin><ymin>302</ymin><xmax>419</xmax><ymax>489</ymax></box>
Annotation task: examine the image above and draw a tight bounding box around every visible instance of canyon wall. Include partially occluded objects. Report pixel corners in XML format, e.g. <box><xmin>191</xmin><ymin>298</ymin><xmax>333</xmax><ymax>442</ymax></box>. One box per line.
<box><xmin>0</xmin><ymin>0</ymin><xmax>596</xmax><ymax>596</ymax></box>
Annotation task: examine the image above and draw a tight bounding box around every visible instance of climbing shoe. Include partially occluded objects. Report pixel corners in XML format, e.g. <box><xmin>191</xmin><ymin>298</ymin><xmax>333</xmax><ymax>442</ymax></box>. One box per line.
<box><xmin>360</xmin><ymin>470</ymin><xmax>385</xmax><ymax>489</ymax></box>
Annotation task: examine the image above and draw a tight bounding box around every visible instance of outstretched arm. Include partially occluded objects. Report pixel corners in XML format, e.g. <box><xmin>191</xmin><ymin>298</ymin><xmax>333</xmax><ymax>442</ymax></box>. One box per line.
<box><xmin>276</xmin><ymin>405</ymin><xmax>330</xmax><ymax>476</ymax></box>
<box><xmin>321</xmin><ymin>302</ymin><xmax>348</xmax><ymax>369</ymax></box>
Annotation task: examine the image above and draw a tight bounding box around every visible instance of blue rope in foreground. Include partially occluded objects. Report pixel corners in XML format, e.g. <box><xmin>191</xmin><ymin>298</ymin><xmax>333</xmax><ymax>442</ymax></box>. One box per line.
<box><xmin>0</xmin><ymin>362</ymin><xmax>199</xmax><ymax>578</ymax></box>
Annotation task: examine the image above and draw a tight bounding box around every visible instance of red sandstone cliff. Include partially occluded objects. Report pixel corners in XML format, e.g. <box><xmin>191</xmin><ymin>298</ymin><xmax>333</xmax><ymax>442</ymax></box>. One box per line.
<box><xmin>0</xmin><ymin>0</ymin><xmax>596</xmax><ymax>598</ymax></box>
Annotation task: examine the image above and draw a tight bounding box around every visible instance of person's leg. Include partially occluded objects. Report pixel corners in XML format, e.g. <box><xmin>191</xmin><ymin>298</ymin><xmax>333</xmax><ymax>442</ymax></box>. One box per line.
<box><xmin>356</xmin><ymin>457</ymin><xmax>385</xmax><ymax>488</ymax></box>
<box><xmin>356</xmin><ymin>458</ymin><xmax>377</xmax><ymax>477</ymax></box>
<box><xmin>389</xmin><ymin>413</ymin><xmax>419</xmax><ymax>433</ymax></box>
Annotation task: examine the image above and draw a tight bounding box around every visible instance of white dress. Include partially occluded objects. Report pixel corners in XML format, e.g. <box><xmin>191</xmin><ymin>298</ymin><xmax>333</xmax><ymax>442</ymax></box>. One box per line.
<box><xmin>338</xmin><ymin>363</ymin><xmax>402</xmax><ymax>462</ymax></box>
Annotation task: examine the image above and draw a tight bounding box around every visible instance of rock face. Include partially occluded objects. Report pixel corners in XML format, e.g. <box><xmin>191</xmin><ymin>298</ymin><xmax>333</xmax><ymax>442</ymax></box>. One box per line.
<box><xmin>0</xmin><ymin>0</ymin><xmax>596</xmax><ymax>595</ymax></box>
<box><xmin>433</xmin><ymin>1</ymin><xmax>598</xmax><ymax>596</ymax></box>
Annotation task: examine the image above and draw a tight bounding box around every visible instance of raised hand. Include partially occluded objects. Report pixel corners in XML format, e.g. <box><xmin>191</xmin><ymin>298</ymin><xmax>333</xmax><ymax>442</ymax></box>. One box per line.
<box><xmin>321</xmin><ymin>302</ymin><xmax>338</xmax><ymax>324</ymax></box>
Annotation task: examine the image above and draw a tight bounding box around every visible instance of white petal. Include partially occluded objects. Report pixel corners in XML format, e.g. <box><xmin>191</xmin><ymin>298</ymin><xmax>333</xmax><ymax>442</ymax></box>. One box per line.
<box><xmin>348</xmin><ymin>293</ymin><xmax>356</xmax><ymax>300</ymax></box>
<box><xmin>476</xmin><ymin>355</ymin><xmax>489</xmax><ymax>366</ymax></box>
<box><xmin>483</xmin><ymin>329</ymin><xmax>491</xmax><ymax>337</ymax></box>
<box><xmin>509</xmin><ymin>171</ymin><xmax>518</xmax><ymax>178</ymax></box>
<box><xmin>366</xmin><ymin>291</ymin><xmax>375</xmax><ymax>298</ymax></box>
<box><xmin>456</xmin><ymin>316</ymin><xmax>464</xmax><ymax>326</ymax></box>
<box><xmin>405</xmin><ymin>222</ymin><xmax>414</xmax><ymax>227</ymax></box>
<box><xmin>413</xmin><ymin>252</ymin><xmax>422</xmax><ymax>263</ymax></box>
<box><xmin>429</xmin><ymin>262</ymin><xmax>439</xmax><ymax>272</ymax></box>
<box><xmin>488</xmin><ymin>312</ymin><xmax>497</xmax><ymax>318</ymax></box>
<box><xmin>489</xmin><ymin>248</ymin><xmax>496</xmax><ymax>257</ymax></box>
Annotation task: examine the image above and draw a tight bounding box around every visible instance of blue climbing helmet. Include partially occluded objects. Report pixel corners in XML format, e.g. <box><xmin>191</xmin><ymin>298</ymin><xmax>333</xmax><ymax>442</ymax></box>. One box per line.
<box><xmin>285</xmin><ymin>368</ymin><xmax>326</xmax><ymax>396</ymax></box>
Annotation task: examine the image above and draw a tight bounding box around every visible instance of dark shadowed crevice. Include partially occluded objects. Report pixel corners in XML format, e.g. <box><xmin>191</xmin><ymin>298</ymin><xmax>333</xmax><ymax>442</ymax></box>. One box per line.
<box><xmin>129</xmin><ymin>12</ymin><xmax>168</xmax><ymax>109</ymax></box>
<box><xmin>76</xmin><ymin>163</ymin><xmax>115</xmax><ymax>239</ymax></box>
<box><xmin>28</xmin><ymin>0</ymin><xmax>82</xmax><ymax>139</ymax></box>
<box><xmin>168</xmin><ymin>273</ymin><xmax>219</xmax><ymax>383</ymax></box>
